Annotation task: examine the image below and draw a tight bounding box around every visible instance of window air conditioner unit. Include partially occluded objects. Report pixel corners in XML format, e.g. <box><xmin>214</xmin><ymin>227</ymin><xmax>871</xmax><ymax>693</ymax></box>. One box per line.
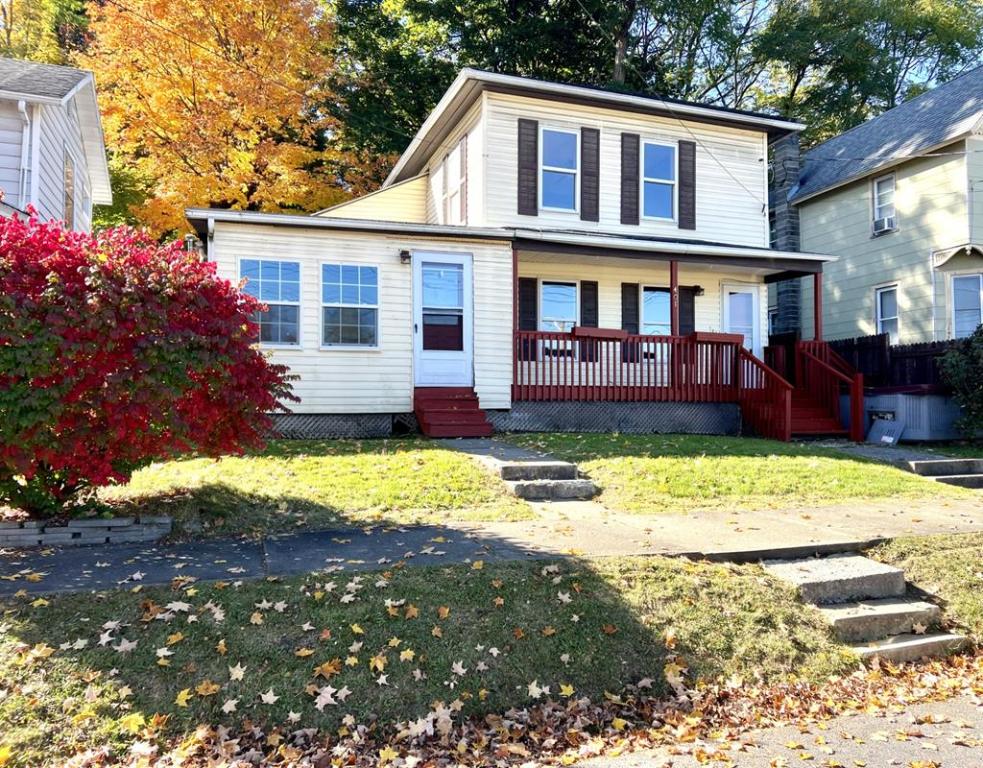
<box><xmin>873</xmin><ymin>216</ymin><xmax>895</xmax><ymax>234</ymax></box>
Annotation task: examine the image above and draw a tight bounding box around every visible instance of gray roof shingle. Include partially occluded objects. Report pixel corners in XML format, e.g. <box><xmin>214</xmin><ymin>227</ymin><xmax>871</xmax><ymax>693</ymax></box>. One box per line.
<box><xmin>793</xmin><ymin>66</ymin><xmax>983</xmax><ymax>203</ymax></box>
<box><xmin>0</xmin><ymin>56</ymin><xmax>90</xmax><ymax>101</ymax></box>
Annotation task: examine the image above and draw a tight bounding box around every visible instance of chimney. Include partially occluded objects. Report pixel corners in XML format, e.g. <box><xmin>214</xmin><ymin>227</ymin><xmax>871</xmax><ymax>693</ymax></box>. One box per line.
<box><xmin>769</xmin><ymin>134</ymin><xmax>801</xmax><ymax>336</ymax></box>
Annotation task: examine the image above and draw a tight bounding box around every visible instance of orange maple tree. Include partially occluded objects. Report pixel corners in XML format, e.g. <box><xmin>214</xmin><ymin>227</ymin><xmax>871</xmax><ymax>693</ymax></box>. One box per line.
<box><xmin>83</xmin><ymin>0</ymin><xmax>354</xmax><ymax>235</ymax></box>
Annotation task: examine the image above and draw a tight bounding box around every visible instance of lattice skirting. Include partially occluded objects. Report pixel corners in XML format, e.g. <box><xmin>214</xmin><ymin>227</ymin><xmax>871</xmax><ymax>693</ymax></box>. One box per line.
<box><xmin>486</xmin><ymin>402</ymin><xmax>741</xmax><ymax>435</ymax></box>
<box><xmin>270</xmin><ymin>413</ymin><xmax>396</xmax><ymax>439</ymax></box>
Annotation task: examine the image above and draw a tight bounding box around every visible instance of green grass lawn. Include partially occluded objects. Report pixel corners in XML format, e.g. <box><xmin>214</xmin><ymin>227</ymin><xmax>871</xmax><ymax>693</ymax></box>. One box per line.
<box><xmin>872</xmin><ymin>533</ymin><xmax>983</xmax><ymax>639</ymax></box>
<box><xmin>0</xmin><ymin>556</ymin><xmax>852</xmax><ymax>766</ymax></box>
<box><xmin>505</xmin><ymin>433</ymin><xmax>972</xmax><ymax>514</ymax></box>
<box><xmin>99</xmin><ymin>439</ymin><xmax>531</xmax><ymax>537</ymax></box>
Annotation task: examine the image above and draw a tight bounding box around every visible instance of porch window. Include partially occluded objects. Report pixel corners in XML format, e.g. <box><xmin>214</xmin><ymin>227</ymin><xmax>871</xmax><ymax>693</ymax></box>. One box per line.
<box><xmin>322</xmin><ymin>263</ymin><xmax>379</xmax><ymax>347</ymax></box>
<box><xmin>642</xmin><ymin>142</ymin><xmax>675</xmax><ymax>220</ymax></box>
<box><xmin>875</xmin><ymin>285</ymin><xmax>899</xmax><ymax>344</ymax></box>
<box><xmin>539</xmin><ymin>281</ymin><xmax>578</xmax><ymax>332</ymax></box>
<box><xmin>241</xmin><ymin>259</ymin><xmax>301</xmax><ymax>345</ymax></box>
<box><xmin>540</xmin><ymin>128</ymin><xmax>578</xmax><ymax>211</ymax></box>
<box><xmin>641</xmin><ymin>287</ymin><xmax>671</xmax><ymax>335</ymax></box>
<box><xmin>953</xmin><ymin>274</ymin><xmax>983</xmax><ymax>338</ymax></box>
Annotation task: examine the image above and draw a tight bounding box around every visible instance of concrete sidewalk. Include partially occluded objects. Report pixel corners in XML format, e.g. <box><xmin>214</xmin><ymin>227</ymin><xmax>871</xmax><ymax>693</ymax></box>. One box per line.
<box><xmin>3</xmin><ymin>493</ymin><xmax>982</xmax><ymax>596</ymax></box>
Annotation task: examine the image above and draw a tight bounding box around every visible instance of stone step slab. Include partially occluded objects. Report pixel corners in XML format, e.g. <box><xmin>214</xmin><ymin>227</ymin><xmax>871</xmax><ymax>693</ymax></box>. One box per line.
<box><xmin>498</xmin><ymin>461</ymin><xmax>579</xmax><ymax>481</ymax></box>
<box><xmin>505</xmin><ymin>479</ymin><xmax>597</xmax><ymax>501</ymax></box>
<box><xmin>763</xmin><ymin>554</ymin><xmax>906</xmax><ymax>605</ymax></box>
<box><xmin>933</xmin><ymin>474</ymin><xmax>983</xmax><ymax>489</ymax></box>
<box><xmin>907</xmin><ymin>458</ymin><xmax>983</xmax><ymax>477</ymax></box>
<box><xmin>852</xmin><ymin>632</ymin><xmax>971</xmax><ymax>663</ymax></box>
<box><xmin>818</xmin><ymin>598</ymin><xmax>941</xmax><ymax>643</ymax></box>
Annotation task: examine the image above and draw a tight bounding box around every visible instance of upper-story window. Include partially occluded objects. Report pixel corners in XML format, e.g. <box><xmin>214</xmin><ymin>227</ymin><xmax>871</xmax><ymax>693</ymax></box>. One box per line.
<box><xmin>442</xmin><ymin>139</ymin><xmax>466</xmax><ymax>225</ymax></box>
<box><xmin>873</xmin><ymin>174</ymin><xmax>896</xmax><ymax>234</ymax></box>
<box><xmin>642</xmin><ymin>142</ymin><xmax>676</xmax><ymax>220</ymax></box>
<box><xmin>241</xmin><ymin>259</ymin><xmax>301</xmax><ymax>345</ymax></box>
<box><xmin>63</xmin><ymin>150</ymin><xmax>75</xmax><ymax>230</ymax></box>
<box><xmin>540</xmin><ymin>128</ymin><xmax>579</xmax><ymax>212</ymax></box>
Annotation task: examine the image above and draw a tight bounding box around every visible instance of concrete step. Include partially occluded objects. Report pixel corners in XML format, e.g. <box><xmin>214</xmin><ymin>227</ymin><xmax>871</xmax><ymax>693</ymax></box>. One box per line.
<box><xmin>907</xmin><ymin>458</ymin><xmax>983</xmax><ymax>477</ymax></box>
<box><xmin>506</xmin><ymin>479</ymin><xmax>597</xmax><ymax>501</ymax></box>
<box><xmin>498</xmin><ymin>461</ymin><xmax>578</xmax><ymax>482</ymax></box>
<box><xmin>852</xmin><ymin>632</ymin><xmax>970</xmax><ymax>663</ymax></box>
<box><xmin>818</xmin><ymin>598</ymin><xmax>941</xmax><ymax>643</ymax></box>
<box><xmin>763</xmin><ymin>554</ymin><xmax>906</xmax><ymax>605</ymax></box>
<box><xmin>933</xmin><ymin>474</ymin><xmax>983</xmax><ymax>489</ymax></box>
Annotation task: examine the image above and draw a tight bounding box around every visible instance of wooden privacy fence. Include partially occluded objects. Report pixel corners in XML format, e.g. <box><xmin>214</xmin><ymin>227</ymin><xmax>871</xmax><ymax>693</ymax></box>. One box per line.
<box><xmin>512</xmin><ymin>328</ymin><xmax>793</xmax><ymax>440</ymax></box>
<box><xmin>828</xmin><ymin>334</ymin><xmax>956</xmax><ymax>390</ymax></box>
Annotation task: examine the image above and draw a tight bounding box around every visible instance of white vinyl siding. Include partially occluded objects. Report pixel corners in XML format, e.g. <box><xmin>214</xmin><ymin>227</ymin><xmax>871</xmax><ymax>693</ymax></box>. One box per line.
<box><xmin>0</xmin><ymin>101</ymin><xmax>25</xmax><ymax>210</ymax></box>
<box><xmin>318</xmin><ymin>175</ymin><xmax>428</xmax><ymax>223</ymax></box>
<box><xmin>482</xmin><ymin>91</ymin><xmax>769</xmax><ymax>246</ymax></box>
<box><xmin>210</xmin><ymin>223</ymin><xmax>513</xmax><ymax>413</ymax></box>
<box><xmin>34</xmin><ymin>101</ymin><xmax>91</xmax><ymax>232</ymax></box>
<box><xmin>799</xmin><ymin>144</ymin><xmax>969</xmax><ymax>343</ymax></box>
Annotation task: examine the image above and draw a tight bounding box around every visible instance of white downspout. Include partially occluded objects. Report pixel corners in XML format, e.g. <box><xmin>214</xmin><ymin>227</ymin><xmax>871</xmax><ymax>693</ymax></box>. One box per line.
<box><xmin>16</xmin><ymin>100</ymin><xmax>30</xmax><ymax>209</ymax></box>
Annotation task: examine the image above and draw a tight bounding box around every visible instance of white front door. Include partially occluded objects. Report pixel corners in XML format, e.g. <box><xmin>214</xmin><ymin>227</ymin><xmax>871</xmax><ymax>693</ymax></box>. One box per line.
<box><xmin>413</xmin><ymin>252</ymin><xmax>474</xmax><ymax>386</ymax></box>
<box><xmin>723</xmin><ymin>284</ymin><xmax>761</xmax><ymax>356</ymax></box>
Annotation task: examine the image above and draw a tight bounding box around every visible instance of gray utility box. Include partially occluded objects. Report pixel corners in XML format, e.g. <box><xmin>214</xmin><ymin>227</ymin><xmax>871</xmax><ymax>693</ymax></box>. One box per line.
<box><xmin>840</xmin><ymin>391</ymin><xmax>963</xmax><ymax>441</ymax></box>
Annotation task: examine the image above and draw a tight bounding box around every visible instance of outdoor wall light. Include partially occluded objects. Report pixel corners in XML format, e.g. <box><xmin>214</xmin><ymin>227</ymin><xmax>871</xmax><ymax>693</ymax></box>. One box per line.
<box><xmin>399</xmin><ymin>249</ymin><xmax>412</xmax><ymax>264</ymax></box>
<box><xmin>693</xmin><ymin>285</ymin><xmax>705</xmax><ymax>296</ymax></box>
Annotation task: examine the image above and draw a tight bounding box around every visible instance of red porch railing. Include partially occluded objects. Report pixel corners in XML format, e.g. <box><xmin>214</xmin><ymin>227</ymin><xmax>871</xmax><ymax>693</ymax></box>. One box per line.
<box><xmin>796</xmin><ymin>341</ymin><xmax>865</xmax><ymax>442</ymax></box>
<box><xmin>513</xmin><ymin>328</ymin><xmax>794</xmax><ymax>439</ymax></box>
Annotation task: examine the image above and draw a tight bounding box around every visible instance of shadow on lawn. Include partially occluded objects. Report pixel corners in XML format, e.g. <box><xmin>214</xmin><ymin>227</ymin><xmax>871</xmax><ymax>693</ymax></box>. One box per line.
<box><xmin>0</xmin><ymin>533</ymin><xmax>851</xmax><ymax>767</ymax></box>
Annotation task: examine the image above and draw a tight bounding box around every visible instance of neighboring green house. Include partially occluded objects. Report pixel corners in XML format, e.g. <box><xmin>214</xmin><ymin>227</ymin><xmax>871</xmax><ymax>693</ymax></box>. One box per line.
<box><xmin>770</xmin><ymin>66</ymin><xmax>983</xmax><ymax>345</ymax></box>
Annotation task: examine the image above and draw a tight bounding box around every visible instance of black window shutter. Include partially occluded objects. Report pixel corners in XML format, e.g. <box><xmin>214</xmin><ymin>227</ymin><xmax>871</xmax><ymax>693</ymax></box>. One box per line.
<box><xmin>517</xmin><ymin>276</ymin><xmax>538</xmax><ymax>361</ymax></box>
<box><xmin>517</xmin><ymin>119</ymin><xmax>539</xmax><ymax>216</ymax></box>
<box><xmin>580</xmin><ymin>128</ymin><xmax>600</xmax><ymax>222</ymax></box>
<box><xmin>620</xmin><ymin>133</ymin><xmax>640</xmax><ymax>225</ymax></box>
<box><xmin>579</xmin><ymin>280</ymin><xmax>599</xmax><ymax>360</ymax></box>
<box><xmin>679</xmin><ymin>286</ymin><xmax>697</xmax><ymax>335</ymax></box>
<box><xmin>678</xmin><ymin>140</ymin><xmax>696</xmax><ymax>230</ymax></box>
<box><xmin>621</xmin><ymin>282</ymin><xmax>639</xmax><ymax>362</ymax></box>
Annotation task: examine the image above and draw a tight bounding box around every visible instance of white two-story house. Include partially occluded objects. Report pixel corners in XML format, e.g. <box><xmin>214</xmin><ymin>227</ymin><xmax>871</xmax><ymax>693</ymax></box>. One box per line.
<box><xmin>188</xmin><ymin>69</ymin><xmax>857</xmax><ymax>442</ymax></box>
<box><xmin>0</xmin><ymin>57</ymin><xmax>112</xmax><ymax>232</ymax></box>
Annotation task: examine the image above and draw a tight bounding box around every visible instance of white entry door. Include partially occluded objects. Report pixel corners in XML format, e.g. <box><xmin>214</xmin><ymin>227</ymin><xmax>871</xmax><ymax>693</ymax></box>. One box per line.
<box><xmin>413</xmin><ymin>252</ymin><xmax>474</xmax><ymax>386</ymax></box>
<box><xmin>723</xmin><ymin>284</ymin><xmax>761</xmax><ymax>356</ymax></box>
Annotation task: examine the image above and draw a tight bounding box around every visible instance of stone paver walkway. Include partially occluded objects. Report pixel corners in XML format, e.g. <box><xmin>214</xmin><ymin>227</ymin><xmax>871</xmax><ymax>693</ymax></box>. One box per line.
<box><xmin>577</xmin><ymin>692</ymin><xmax>983</xmax><ymax>767</ymax></box>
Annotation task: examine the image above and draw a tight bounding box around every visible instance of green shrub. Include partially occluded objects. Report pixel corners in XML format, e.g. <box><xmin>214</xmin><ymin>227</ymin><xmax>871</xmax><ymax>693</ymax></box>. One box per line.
<box><xmin>940</xmin><ymin>325</ymin><xmax>983</xmax><ymax>437</ymax></box>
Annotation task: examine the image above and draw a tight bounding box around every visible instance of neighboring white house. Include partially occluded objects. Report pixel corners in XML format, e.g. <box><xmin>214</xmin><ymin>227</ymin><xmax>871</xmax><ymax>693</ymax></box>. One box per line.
<box><xmin>771</xmin><ymin>65</ymin><xmax>983</xmax><ymax>345</ymax></box>
<box><xmin>188</xmin><ymin>69</ymin><xmax>845</xmax><ymax>441</ymax></box>
<box><xmin>0</xmin><ymin>57</ymin><xmax>112</xmax><ymax>231</ymax></box>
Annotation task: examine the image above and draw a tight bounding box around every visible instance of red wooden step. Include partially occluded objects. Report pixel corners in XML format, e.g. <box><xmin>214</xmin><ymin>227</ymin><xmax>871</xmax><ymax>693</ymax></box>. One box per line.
<box><xmin>416</xmin><ymin>399</ymin><xmax>482</xmax><ymax>412</ymax></box>
<box><xmin>414</xmin><ymin>387</ymin><xmax>478</xmax><ymax>401</ymax></box>
<box><xmin>419</xmin><ymin>410</ymin><xmax>490</xmax><ymax>426</ymax></box>
<box><xmin>422</xmin><ymin>423</ymin><xmax>493</xmax><ymax>438</ymax></box>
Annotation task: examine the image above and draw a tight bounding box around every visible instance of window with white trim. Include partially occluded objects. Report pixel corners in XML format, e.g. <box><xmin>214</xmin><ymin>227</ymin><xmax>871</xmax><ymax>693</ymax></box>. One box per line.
<box><xmin>953</xmin><ymin>274</ymin><xmax>983</xmax><ymax>339</ymax></box>
<box><xmin>642</xmin><ymin>287</ymin><xmax>671</xmax><ymax>335</ymax></box>
<box><xmin>442</xmin><ymin>140</ymin><xmax>466</xmax><ymax>225</ymax></box>
<box><xmin>540</xmin><ymin>128</ymin><xmax>578</xmax><ymax>211</ymax></box>
<box><xmin>539</xmin><ymin>281</ymin><xmax>577</xmax><ymax>331</ymax></box>
<box><xmin>642</xmin><ymin>142</ymin><xmax>675</xmax><ymax>219</ymax></box>
<box><xmin>240</xmin><ymin>259</ymin><xmax>300</xmax><ymax>345</ymax></box>
<box><xmin>63</xmin><ymin>150</ymin><xmax>75</xmax><ymax>230</ymax></box>
<box><xmin>322</xmin><ymin>264</ymin><xmax>379</xmax><ymax>347</ymax></box>
<box><xmin>875</xmin><ymin>285</ymin><xmax>899</xmax><ymax>344</ymax></box>
<box><xmin>873</xmin><ymin>174</ymin><xmax>896</xmax><ymax>230</ymax></box>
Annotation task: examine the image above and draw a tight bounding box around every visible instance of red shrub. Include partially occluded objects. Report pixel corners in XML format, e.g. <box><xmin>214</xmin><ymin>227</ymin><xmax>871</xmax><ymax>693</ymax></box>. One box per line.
<box><xmin>0</xmin><ymin>212</ymin><xmax>296</xmax><ymax>515</ymax></box>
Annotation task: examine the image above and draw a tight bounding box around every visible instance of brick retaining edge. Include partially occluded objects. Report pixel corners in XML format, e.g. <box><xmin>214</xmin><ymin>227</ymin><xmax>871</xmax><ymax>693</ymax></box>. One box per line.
<box><xmin>0</xmin><ymin>516</ymin><xmax>172</xmax><ymax>548</ymax></box>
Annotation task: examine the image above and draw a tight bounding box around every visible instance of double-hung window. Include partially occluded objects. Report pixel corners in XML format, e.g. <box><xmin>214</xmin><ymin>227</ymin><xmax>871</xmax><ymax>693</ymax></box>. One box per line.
<box><xmin>63</xmin><ymin>150</ymin><xmax>76</xmax><ymax>230</ymax></box>
<box><xmin>240</xmin><ymin>259</ymin><xmax>300</xmax><ymax>345</ymax></box>
<box><xmin>873</xmin><ymin>174</ymin><xmax>896</xmax><ymax>232</ymax></box>
<box><xmin>642</xmin><ymin>287</ymin><xmax>671</xmax><ymax>336</ymax></box>
<box><xmin>540</xmin><ymin>128</ymin><xmax>578</xmax><ymax>211</ymax></box>
<box><xmin>539</xmin><ymin>281</ymin><xmax>578</xmax><ymax>332</ymax></box>
<box><xmin>953</xmin><ymin>274</ymin><xmax>983</xmax><ymax>339</ymax></box>
<box><xmin>875</xmin><ymin>285</ymin><xmax>899</xmax><ymax>344</ymax></box>
<box><xmin>442</xmin><ymin>140</ymin><xmax>466</xmax><ymax>225</ymax></box>
<box><xmin>642</xmin><ymin>142</ymin><xmax>675</xmax><ymax>220</ymax></box>
<box><xmin>322</xmin><ymin>264</ymin><xmax>379</xmax><ymax>347</ymax></box>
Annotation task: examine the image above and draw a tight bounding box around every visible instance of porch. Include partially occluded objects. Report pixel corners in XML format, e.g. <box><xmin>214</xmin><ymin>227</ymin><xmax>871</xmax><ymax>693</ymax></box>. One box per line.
<box><xmin>505</xmin><ymin>237</ymin><xmax>864</xmax><ymax>442</ymax></box>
